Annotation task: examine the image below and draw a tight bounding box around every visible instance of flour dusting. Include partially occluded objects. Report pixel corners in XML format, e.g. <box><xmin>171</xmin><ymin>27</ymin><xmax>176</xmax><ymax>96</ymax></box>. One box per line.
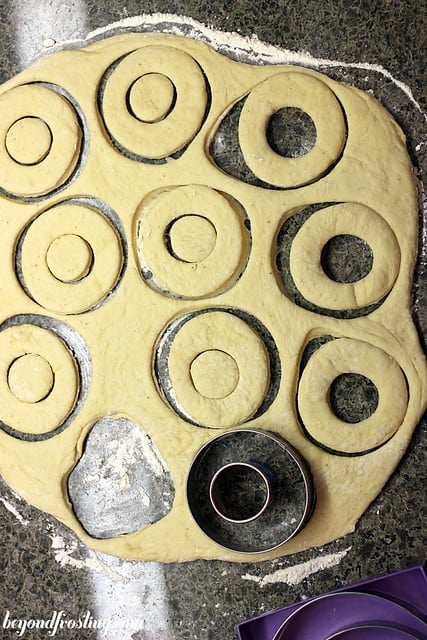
<box><xmin>242</xmin><ymin>547</ymin><xmax>351</xmax><ymax>586</ymax></box>
<box><xmin>0</xmin><ymin>496</ymin><xmax>29</xmax><ymax>526</ymax></box>
<box><xmin>49</xmin><ymin>533</ymin><xmax>129</xmax><ymax>582</ymax></box>
<box><xmin>39</xmin><ymin>12</ymin><xmax>426</xmax><ymax>119</ymax></box>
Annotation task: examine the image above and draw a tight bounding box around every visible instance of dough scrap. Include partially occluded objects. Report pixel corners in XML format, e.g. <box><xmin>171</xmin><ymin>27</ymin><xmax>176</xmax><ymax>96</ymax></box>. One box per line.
<box><xmin>0</xmin><ymin>32</ymin><xmax>424</xmax><ymax>562</ymax></box>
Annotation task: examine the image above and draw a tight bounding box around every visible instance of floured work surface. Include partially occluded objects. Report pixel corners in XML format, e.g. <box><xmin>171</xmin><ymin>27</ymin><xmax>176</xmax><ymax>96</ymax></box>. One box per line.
<box><xmin>0</xmin><ymin>32</ymin><xmax>425</xmax><ymax>562</ymax></box>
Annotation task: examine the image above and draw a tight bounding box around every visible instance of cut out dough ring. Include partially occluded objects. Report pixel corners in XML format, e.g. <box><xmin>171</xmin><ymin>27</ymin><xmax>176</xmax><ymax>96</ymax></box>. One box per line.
<box><xmin>289</xmin><ymin>203</ymin><xmax>400</xmax><ymax>310</ymax></box>
<box><xmin>136</xmin><ymin>185</ymin><xmax>250</xmax><ymax>298</ymax></box>
<box><xmin>0</xmin><ymin>83</ymin><xmax>82</xmax><ymax>198</ymax></box>
<box><xmin>17</xmin><ymin>198</ymin><xmax>126</xmax><ymax>315</ymax></box>
<box><xmin>298</xmin><ymin>337</ymin><xmax>408</xmax><ymax>454</ymax></box>
<box><xmin>0</xmin><ymin>315</ymin><xmax>91</xmax><ymax>440</ymax></box>
<box><xmin>238</xmin><ymin>71</ymin><xmax>346</xmax><ymax>188</ymax></box>
<box><xmin>160</xmin><ymin>310</ymin><xmax>271</xmax><ymax>427</ymax></box>
<box><xmin>100</xmin><ymin>45</ymin><xmax>207</xmax><ymax>159</ymax></box>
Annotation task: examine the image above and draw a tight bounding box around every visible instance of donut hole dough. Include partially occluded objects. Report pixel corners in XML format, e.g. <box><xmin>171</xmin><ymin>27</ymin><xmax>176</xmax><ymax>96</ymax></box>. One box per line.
<box><xmin>7</xmin><ymin>353</ymin><xmax>55</xmax><ymax>404</ymax></box>
<box><xmin>167</xmin><ymin>214</ymin><xmax>217</xmax><ymax>263</ymax></box>
<box><xmin>6</xmin><ymin>116</ymin><xmax>52</xmax><ymax>165</ymax></box>
<box><xmin>46</xmin><ymin>234</ymin><xmax>94</xmax><ymax>283</ymax></box>
<box><xmin>190</xmin><ymin>349</ymin><xmax>240</xmax><ymax>399</ymax></box>
<box><xmin>128</xmin><ymin>73</ymin><xmax>176</xmax><ymax>123</ymax></box>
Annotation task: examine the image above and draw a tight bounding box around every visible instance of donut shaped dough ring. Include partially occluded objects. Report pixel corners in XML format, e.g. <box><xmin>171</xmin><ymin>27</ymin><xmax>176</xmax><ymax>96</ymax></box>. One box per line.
<box><xmin>238</xmin><ymin>72</ymin><xmax>346</xmax><ymax>188</ymax></box>
<box><xmin>136</xmin><ymin>185</ymin><xmax>250</xmax><ymax>298</ymax></box>
<box><xmin>100</xmin><ymin>45</ymin><xmax>207</xmax><ymax>159</ymax></box>
<box><xmin>164</xmin><ymin>310</ymin><xmax>270</xmax><ymax>427</ymax></box>
<box><xmin>0</xmin><ymin>324</ymin><xmax>78</xmax><ymax>437</ymax></box>
<box><xmin>18</xmin><ymin>199</ymin><xmax>126</xmax><ymax>315</ymax></box>
<box><xmin>0</xmin><ymin>84</ymin><xmax>82</xmax><ymax>198</ymax></box>
<box><xmin>289</xmin><ymin>203</ymin><xmax>400</xmax><ymax>310</ymax></box>
<box><xmin>297</xmin><ymin>337</ymin><xmax>408</xmax><ymax>454</ymax></box>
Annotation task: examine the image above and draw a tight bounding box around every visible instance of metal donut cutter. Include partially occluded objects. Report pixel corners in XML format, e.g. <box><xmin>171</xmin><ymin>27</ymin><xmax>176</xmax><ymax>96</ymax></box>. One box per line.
<box><xmin>186</xmin><ymin>429</ymin><xmax>315</xmax><ymax>553</ymax></box>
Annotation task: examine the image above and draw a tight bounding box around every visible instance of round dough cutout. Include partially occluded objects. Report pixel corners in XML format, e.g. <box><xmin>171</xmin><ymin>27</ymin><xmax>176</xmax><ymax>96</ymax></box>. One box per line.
<box><xmin>190</xmin><ymin>349</ymin><xmax>240</xmax><ymax>399</ymax></box>
<box><xmin>168</xmin><ymin>214</ymin><xmax>217</xmax><ymax>263</ymax></box>
<box><xmin>289</xmin><ymin>203</ymin><xmax>400</xmax><ymax>311</ymax></box>
<box><xmin>239</xmin><ymin>72</ymin><xmax>346</xmax><ymax>188</ymax></box>
<box><xmin>136</xmin><ymin>185</ymin><xmax>251</xmax><ymax>299</ymax></box>
<box><xmin>0</xmin><ymin>83</ymin><xmax>83</xmax><ymax>199</ymax></box>
<box><xmin>6</xmin><ymin>116</ymin><xmax>53</xmax><ymax>165</ymax></box>
<box><xmin>17</xmin><ymin>199</ymin><xmax>126</xmax><ymax>315</ymax></box>
<box><xmin>0</xmin><ymin>318</ymin><xmax>88</xmax><ymax>438</ymax></box>
<box><xmin>297</xmin><ymin>337</ymin><xmax>408</xmax><ymax>454</ymax></box>
<box><xmin>46</xmin><ymin>234</ymin><xmax>94</xmax><ymax>283</ymax></box>
<box><xmin>8</xmin><ymin>353</ymin><xmax>55</xmax><ymax>404</ymax></box>
<box><xmin>155</xmin><ymin>309</ymin><xmax>277</xmax><ymax>427</ymax></box>
<box><xmin>128</xmin><ymin>73</ymin><xmax>176</xmax><ymax>123</ymax></box>
<box><xmin>100</xmin><ymin>45</ymin><xmax>207</xmax><ymax>160</ymax></box>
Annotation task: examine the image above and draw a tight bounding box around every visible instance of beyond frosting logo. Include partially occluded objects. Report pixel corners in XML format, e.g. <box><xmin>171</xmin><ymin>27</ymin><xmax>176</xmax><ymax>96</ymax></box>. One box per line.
<box><xmin>2</xmin><ymin>609</ymin><xmax>143</xmax><ymax>636</ymax></box>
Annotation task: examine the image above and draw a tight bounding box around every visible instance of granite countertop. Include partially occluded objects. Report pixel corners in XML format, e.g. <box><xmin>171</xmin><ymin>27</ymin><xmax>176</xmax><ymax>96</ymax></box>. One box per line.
<box><xmin>0</xmin><ymin>2</ymin><xmax>425</xmax><ymax>639</ymax></box>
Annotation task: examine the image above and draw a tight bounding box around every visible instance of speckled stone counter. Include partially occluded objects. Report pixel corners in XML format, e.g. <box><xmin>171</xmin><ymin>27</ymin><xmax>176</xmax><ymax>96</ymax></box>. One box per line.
<box><xmin>0</xmin><ymin>2</ymin><xmax>425</xmax><ymax>639</ymax></box>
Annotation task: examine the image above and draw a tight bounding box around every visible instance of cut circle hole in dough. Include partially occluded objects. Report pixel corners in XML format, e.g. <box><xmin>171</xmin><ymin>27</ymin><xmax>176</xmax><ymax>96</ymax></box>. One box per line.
<box><xmin>7</xmin><ymin>353</ymin><xmax>55</xmax><ymax>404</ymax></box>
<box><xmin>320</xmin><ymin>234</ymin><xmax>374</xmax><ymax>284</ymax></box>
<box><xmin>329</xmin><ymin>372</ymin><xmax>379</xmax><ymax>423</ymax></box>
<box><xmin>127</xmin><ymin>72</ymin><xmax>176</xmax><ymax>123</ymax></box>
<box><xmin>167</xmin><ymin>214</ymin><xmax>217</xmax><ymax>263</ymax></box>
<box><xmin>6</xmin><ymin>116</ymin><xmax>52</xmax><ymax>165</ymax></box>
<box><xmin>46</xmin><ymin>234</ymin><xmax>94</xmax><ymax>283</ymax></box>
<box><xmin>297</xmin><ymin>337</ymin><xmax>408</xmax><ymax>455</ymax></box>
<box><xmin>266</xmin><ymin>107</ymin><xmax>317</xmax><ymax>159</ymax></box>
<box><xmin>190</xmin><ymin>349</ymin><xmax>240</xmax><ymax>399</ymax></box>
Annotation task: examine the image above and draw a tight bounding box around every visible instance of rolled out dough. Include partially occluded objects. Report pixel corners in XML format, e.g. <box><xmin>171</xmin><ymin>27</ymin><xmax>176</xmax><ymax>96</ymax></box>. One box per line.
<box><xmin>0</xmin><ymin>32</ymin><xmax>425</xmax><ymax>562</ymax></box>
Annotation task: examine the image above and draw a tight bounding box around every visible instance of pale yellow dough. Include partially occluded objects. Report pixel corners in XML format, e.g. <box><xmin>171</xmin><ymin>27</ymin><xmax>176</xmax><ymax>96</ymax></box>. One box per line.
<box><xmin>165</xmin><ymin>310</ymin><xmax>270</xmax><ymax>427</ymax></box>
<box><xmin>0</xmin><ymin>32</ymin><xmax>425</xmax><ymax>563</ymax></box>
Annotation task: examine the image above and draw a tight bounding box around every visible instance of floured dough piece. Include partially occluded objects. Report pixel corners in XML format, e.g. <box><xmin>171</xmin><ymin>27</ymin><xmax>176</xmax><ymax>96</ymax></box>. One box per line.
<box><xmin>0</xmin><ymin>31</ymin><xmax>424</xmax><ymax>563</ymax></box>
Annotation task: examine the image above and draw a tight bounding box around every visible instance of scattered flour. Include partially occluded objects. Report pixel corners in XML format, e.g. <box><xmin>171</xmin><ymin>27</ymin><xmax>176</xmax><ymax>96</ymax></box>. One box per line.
<box><xmin>242</xmin><ymin>547</ymin><xmax>351</xmax><ymax>586</ymax></box>
<box><xmin>38</xmin><ymin>12</ymin><xmax>426</xmax><ymax>119</ymax></box>
<box><xmin>0</xmin><ymin>496</ymin><xmax>29</xmax><ymax>526</ymax></box>
<box><xmin>49</xmin><ymin>533</ymin><xmax>129</xmax><ymax>582</ymax></box>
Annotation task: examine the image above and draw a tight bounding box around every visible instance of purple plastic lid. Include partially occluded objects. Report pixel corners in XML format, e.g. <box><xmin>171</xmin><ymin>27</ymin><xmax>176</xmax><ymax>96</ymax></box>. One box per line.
<box><xmin>236</xmin><ymin>564</ymin><xmax>427</xmax><ymax>640</ymax></box>
<box><xmin>327</xmin><ymin>626</ymin><xmax>419</xmax><ymax>640</ymax></box>
<box><xmin>272</xmin><ymin>592</ymin><xmax>427</xmax><ymax>640</ymax></box>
